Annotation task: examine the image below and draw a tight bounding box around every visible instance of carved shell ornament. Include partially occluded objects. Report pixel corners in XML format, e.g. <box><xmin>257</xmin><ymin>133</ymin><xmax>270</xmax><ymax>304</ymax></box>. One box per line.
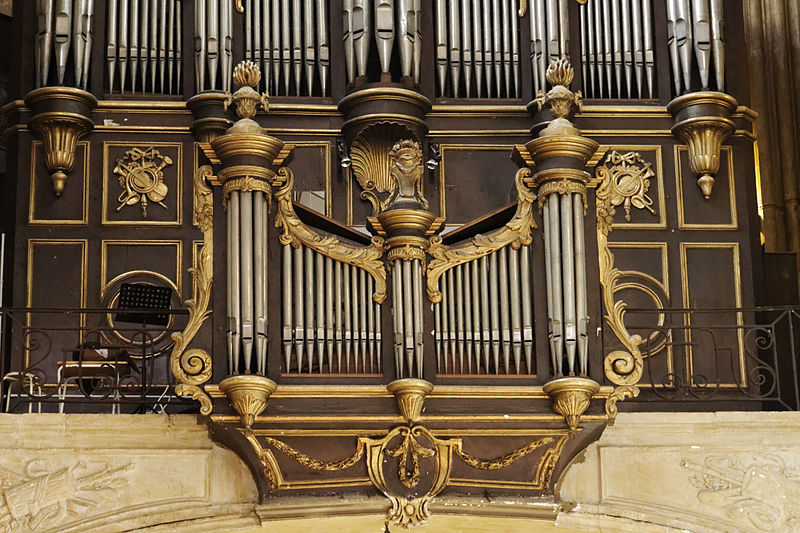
<box><xmin>114</xmin><ymin>147</ymin><xmax>172</xmax><ymax>217</ymax></box>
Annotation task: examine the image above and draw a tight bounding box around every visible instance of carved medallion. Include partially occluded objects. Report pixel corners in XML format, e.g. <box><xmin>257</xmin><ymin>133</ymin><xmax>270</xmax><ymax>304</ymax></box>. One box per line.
<box><xmin>113</xmin><ymin>147</ymin><xmax>172</xmax><ymax>217</ymax></box>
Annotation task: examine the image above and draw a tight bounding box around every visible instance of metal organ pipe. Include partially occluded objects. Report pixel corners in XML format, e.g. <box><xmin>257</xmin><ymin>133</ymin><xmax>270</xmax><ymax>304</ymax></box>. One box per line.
<box><xmin>375</xmin><ymin>0</ymin><xmax>395</xmax><ymax>75</ymax></box>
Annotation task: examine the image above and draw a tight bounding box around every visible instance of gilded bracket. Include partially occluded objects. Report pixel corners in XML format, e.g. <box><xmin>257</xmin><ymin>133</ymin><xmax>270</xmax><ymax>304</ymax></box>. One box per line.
<box><xmin>170</xmin><ymin>165</ymin><xmax>214</xmax><ymax>415</ymax></box>
<box><xmin>273</xmin><ymin>166</ymin><xmax>388</xmax><ymax>303</ymax></box>
<box><xmin>426</xmin><ymin>167</ymin><xmax>536</xmax><ymax>303</ymax></box>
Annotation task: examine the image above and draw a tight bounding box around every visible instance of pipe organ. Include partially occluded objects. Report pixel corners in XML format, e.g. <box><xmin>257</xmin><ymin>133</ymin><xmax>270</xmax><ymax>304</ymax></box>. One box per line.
<box><xmin>106</xmin><ymin>0</ymin><xmax>183</xmax><ymax>94</ymax></box>
<box><xmin>35</xmin><ymin>0</ymin><xmax>95</xmax><ymax>89</ymax></box>
<box><xmin>579</xmin><ymin>0</ymin><xmax>656</xmax><ymax>99</ymax></box>
<box><xmin>194</xmin><ymin>0</ymin><xmax>234</xmax><ymax>92</ymax></box>
<box><xmin>281</xmin><ymin>244</ymin><xmax>382</xmax><ymax>374</ymax></box>
<box><xmin>242</xmin><ymin>0</ymin><xmax>330</xmax><ymax>96</ymax></box>
<box><xmin>343</xmin><ymin>0</ymin><xmax>423</xmax><ymax>85</ymax></box>
<box><xmin>433</xmin><ymin>244</ymin><xmax>535</xmax><ymax>375</ymax></box>
<box><xmin>10</xmin><ymin>0</ymin><xmax>767</xmax><ymax>525</ymax></box>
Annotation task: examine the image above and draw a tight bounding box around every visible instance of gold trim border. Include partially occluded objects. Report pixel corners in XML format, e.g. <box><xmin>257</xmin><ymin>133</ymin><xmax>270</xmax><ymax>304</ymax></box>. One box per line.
<box><xmin>675</xmin><ymin>145</ymin><xmax>738</xmax><ymax>230</ymax></box>
<box><xmin>99</xmin><ymin>240</ymin><xmax>183</xmax><ymax>298</ymax></box>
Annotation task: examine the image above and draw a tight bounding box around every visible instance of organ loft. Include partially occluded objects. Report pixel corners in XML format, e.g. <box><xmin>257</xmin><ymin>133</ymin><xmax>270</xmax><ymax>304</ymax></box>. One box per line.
<box><xmin>1</xmin><ymin>1</ymin><xmax>800</xmax><ymax>532</ymax></box>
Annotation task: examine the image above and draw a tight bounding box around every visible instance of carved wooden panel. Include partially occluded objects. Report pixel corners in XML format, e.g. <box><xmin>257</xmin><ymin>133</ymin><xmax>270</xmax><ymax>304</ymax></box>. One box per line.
<box><xmin>29</xmin><ymin>141</ymin><xmax>89</xmax><ymax>225</ymax></box>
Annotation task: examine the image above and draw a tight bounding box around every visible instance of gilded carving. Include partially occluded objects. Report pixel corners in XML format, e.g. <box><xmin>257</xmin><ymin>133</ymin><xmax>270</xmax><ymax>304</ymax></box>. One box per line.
<box><xmin>537</xmin><ymin>178</ymin><xmax>588</xmax><ymax>212</ymax></box>
<box><xmin>360</xmin><ymin>426</ymin><xmax>460</xmax><ymax>528</ymax></box>
<box><xmin>683</xmin><ymin>454</ymin><xmax>800</xmax><ymax>532</ymax></box>
<box><xmin>533</xmin><ymin>58</ymin><xmax>582</xmax><ymax>121</ymax></box>
<box><xmin>604</xmin><ymin>385</ymin><xmax>640</xmax><ymax>425</ymax></box>
<box><xmin>113</xmin><ymin>147</ymin><xmax>172</xmax><ymax>217</ymax></box>
<box><xmin>426</xmin><ymin>167</ymin><xmax>536</xmax><ymax>303</ymax></box>
<box><xmin>273</xmin><ymin>166</ymin><xmax>388</xmax><ymax>303</ymax></box>
<box><xmin>595</xmin><ymin>151</ymin><xmax>660</xmax><ymax>387</ymax></box>
<box><xmin>219</xmin><ymin>375</ymin><xmax>278</xmax><ymax>428</ymax></box>
<box><xmin>170</xmin><ymin>165</ymin><xmax>214</xmax><ymax>414</ymax></box>
<box><xmin>224</xmin><ymin>60</ymin><xmax>269</xmax><ymax>121</ymax></box>
<box><xmin>0</xmin><ymin>460</ymin><xmax>130</xmax><ymax>532</ymax></box>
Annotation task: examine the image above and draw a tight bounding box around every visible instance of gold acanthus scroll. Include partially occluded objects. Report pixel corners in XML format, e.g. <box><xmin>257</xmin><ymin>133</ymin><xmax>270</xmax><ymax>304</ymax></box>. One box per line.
<box><xmin>273</xmin><ymin>166</ymin><xmax>388</xmax><ymax>303</ymax></box>
<box><xmin>169</xmin><ymin>164</ymin><xmax>214</xmax><ymax>415</ymax></box>
<box><xmin>595</xmin><ymin>151</ymin><xmax>659</xmax><ymax>418</ymax></box>
<box><xmin>426</xmin><ymin>167</ymin><xmax>537</xmax><ymax>303</ymax></box>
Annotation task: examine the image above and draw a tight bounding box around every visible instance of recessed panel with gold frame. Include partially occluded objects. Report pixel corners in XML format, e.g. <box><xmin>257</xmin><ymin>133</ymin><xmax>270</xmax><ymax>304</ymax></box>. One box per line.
<box><xmin>675</xmin><ymin>146</ymin><xmax>737</xmax><ymax>230</ymax></box>
<box><xmin>100</xmin><ymin>240</ymin><xmax>183</xmax><ymax>298</ymax></box>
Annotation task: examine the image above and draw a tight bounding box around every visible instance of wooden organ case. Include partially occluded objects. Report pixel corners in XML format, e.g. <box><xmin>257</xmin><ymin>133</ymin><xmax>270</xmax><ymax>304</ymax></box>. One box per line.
<box><xmin>1</xmin><ymin>0</ymin><xmax>766</xmax><ymax>527</ymax></box>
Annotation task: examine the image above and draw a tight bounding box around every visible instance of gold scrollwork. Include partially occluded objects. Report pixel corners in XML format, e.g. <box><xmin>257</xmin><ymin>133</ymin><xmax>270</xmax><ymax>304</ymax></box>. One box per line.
<box><xmin>170</xmin><ymin>165</ymin><xmax>214</xmax><ymax>415</ymax></box>
<box><xmin>595</xmin><ymin>152</ymin><xmax>660</xmax><ymax>387</ymax></box>
<box><xmin>274</xmin><ymin>166</ymin><xmax>388</xmax><ymax>303</ymax></box>
<box><xmin>604</xmin><ymin>385</ymin><xmax>640</xmax><ymax>425</ymax></box>
<box><xmin>113</xmin><ymin>146</ymin><xmax>172</xmax><ymax>217</ymax></box>
<box><xmin>426</xmin><ymin>167</ymin><xmax>536</xmax><ymax>303</ymax></box>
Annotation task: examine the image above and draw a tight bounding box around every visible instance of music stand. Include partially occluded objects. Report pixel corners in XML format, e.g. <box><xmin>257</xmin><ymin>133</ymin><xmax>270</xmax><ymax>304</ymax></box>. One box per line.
<box><xmin>115</xmin><ymin>283</ymin><xmax>171</xmax><ymax>326</ymax></box>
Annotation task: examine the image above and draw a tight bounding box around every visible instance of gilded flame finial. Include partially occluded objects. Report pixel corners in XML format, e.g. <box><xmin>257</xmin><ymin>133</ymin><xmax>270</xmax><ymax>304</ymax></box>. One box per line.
<box><xmin>534</xmin><ymin>58</ymin><xmax>582</xmax><ymax>122</ymax></box>
<box><xmin>224</xmin><ymin>60</ymin><xmax>269</xmax><ymax>124</ymax></box>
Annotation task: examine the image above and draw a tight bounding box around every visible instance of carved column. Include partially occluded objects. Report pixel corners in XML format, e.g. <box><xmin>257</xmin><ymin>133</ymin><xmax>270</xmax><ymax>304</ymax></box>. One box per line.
<box><xmin>211</xmin><ymin>61</ymin><xmax>283</xmax><ymax>427</ymax></box>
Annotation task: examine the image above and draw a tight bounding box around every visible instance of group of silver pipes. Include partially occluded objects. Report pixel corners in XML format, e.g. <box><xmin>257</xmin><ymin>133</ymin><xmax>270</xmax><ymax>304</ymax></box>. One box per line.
<box><xmin>434</xmin><ymin>245</ymin><xmax>534</xmax><ymax>375</ymax></box>
<box><xmin>435</xmin><ymin>0</ymin><xmax>523</xmax><ymax>98</ymax></box>
<box><xmin>578</xmin><ymin>0</ymin><xmax>655</xmax><ymax>99</ymax></box>
<box><xmin>542</xmin><ymin>192</ymin><xmax>588</xmax><ymax>376</ymax></box>
<box><xmin>226</xmin><ymin>189</ymin><xmax>269</xmax><ymax>376</ymax></box>
<box><xmin>528</xmin><ymin>0</ymin><xmax>570</xmax><ymax>97</ymax></box>
<box><xmin>282</xmin><ymin>245</ymin><xmax>382</xmax><ymax>374</ymax></box>
<box><xmin>35</xmin><ymin>0</ymin><xmax>95</xmax><ymax>89</ymax></box>
<box><xmin>665</xmin><ymin>0</ymin><xmax>725</xmax><ymax>93</ymax></box>
<box><xmin>243</xmin><ymin>0</ymin><xmax>330</xmax><ymax>96</ymax></box>
<box><xmin>342</xmin><ymin>0</ymin><xmax>422</xmax><ymax>85</ymax></box>
<box><xmin>391</xmin><ymin>258</ymin><xmax>425</xmax><ymax>379</ymax></box>
<box><xmin>106</xmin><ymin>0</ymin><xmax>183</xmax><ymax>94</ymax></box>
<box><xmin>194</xmin><ymin>0</ymin><xmax>234</xmax><ymax>92</ymax></box>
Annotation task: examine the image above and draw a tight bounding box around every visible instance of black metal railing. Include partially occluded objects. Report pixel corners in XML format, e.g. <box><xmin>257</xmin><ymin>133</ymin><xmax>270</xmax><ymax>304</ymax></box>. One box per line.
<box><xmin>616</xmin><ymin>306</ymin><xmax>800</xmax><ymax>410</ymax></box>
<box><xmin>0</xmin><ymin>307</ymin><xmax>194</xmax><ymax>414</ymax></box>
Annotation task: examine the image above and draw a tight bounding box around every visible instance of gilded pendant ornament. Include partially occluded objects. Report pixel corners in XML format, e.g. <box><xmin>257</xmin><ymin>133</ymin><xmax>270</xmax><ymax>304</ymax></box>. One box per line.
<box><xmin>113</xmin><ymin>147</ymin><xmax>172</xmax><ymax>217</ymax></box>
<box><xmin>426</xmin><ymin>167</ymin><xmax>536</xmax><ymax>303</ymax></box>
<box><xmin>169</xmin><ymin>165</ymin><xmax>214</xmax><ymax>415</ymax></box>
<box><xmin>273</xmin><ymin>166</ymin><xmax>388</xmax><ymax>303</ymax></box>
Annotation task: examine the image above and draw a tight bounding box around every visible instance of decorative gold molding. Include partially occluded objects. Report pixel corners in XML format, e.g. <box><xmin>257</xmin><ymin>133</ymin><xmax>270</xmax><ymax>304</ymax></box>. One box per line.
<box><xmin>113</xmin><ymin>147</ymin><xmax>172</xmax><ymax>217</ymax></box>
<box><xmin>170</xmin><ymin>165</ymin><xmax>214</xmax><ymax>414</ymax></box>
<box><xmin>274</xmin><ymin>166</ymin><xmax>388</xmax><ymax>303</ymax></box>
<box><xmin>595</xmin><ymin>151</ymin><xmax>659</xmax><ymax>388</ymax></box>
<box><xmin>426</xmin><ymin>167</ymin><xmax>536</xmax><ymax>303</ymax></box>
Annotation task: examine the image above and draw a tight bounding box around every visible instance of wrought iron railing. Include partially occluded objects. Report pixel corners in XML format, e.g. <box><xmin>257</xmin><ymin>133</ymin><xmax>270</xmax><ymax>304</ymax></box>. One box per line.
<box><xmin>616</xmin><ymin>306</ymin><xmax>800</xmax><ymax>410</ymax></box>
<box><xmin>0</xmin><ymin>307</ymin><xmax>194</xmax><ymax>414</ymax></box>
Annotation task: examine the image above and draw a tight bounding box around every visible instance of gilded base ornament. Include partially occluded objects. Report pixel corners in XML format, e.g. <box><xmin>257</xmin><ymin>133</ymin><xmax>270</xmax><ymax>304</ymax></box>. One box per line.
<box><xmin>543</xmin><ymin>377</ymin><xmax>600</xmax><ymax>430</ymax></box>
<box><xmin>114</xmin><ymin>147</ymin><xmax>172</xmax><ymax>217</ymax></box>
<box><xmin>219</xmin><ymin>374</ymin><xmax>278</xmax><ymax>428</ymax></box>
<box><xmin>24</xmin><ymin>87</ymin><xmax>97</xmax><ymax>197</ymax></box>
<box><xmin>387</xmin><ymin>378</ymin><xmax>434</xmax><ymax>424</ymax></box>
<box><xmin>668</xmin><ymin>92</ymin><xmax>738</xmax><ymax>199</ymax></box>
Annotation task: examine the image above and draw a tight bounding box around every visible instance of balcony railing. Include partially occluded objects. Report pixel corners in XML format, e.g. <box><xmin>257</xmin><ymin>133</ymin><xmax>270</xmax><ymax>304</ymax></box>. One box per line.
<box><xmin>0</xmin><ymin>307</ymin><xmax>193</xmax><ymax>414</ymax></box>
<box><xmin>3</xmin><ymin>305</ymin><xmax>800</xmax><ymax>413</ymax></box>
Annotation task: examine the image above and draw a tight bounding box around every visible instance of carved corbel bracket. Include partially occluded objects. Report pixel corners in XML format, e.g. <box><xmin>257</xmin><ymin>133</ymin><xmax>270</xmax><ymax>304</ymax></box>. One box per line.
<box><xmin>219</xmin><ymin>374</ymin><xmax>278</xmax><ymax>428</ymax></box>
<box><xmin>543</xmin><ymin>376</ymin><xmax>600</xmax><ymax>430</ymax></box>
<box><xmin>668</xmin><ymin>92</ymin><xmax>738</xmax><ymax>199</ymax></box>
<box><xmin>25</xmin><ymin>87</ymin><xmax>97</xmax><ymax>196</ymax></box>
